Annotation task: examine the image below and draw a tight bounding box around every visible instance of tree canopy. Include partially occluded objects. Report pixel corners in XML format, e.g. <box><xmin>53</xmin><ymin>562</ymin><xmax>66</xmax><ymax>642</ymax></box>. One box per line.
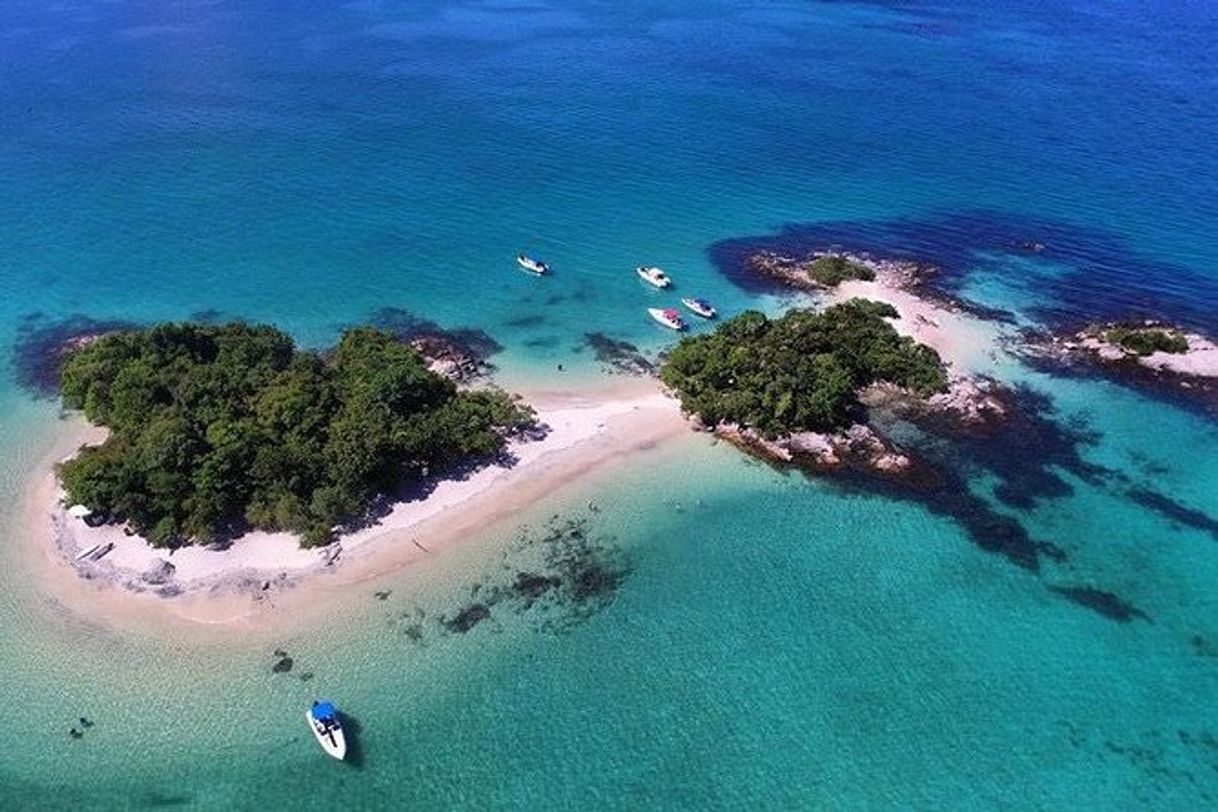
<box><xmin>1102</xmin><ymin>326</ymin><xmax>1189</xmax><ymax>356</ymax></box>
<box><xmin>805</xmin><ymin>255</ymin><xmax>875</xmax><ymax>286</ymax></box>
<box><xmin>58</xmin><ymin>323</ymin><xmax>534</xmax><ymax>547</ymax></box>
<box><xmin>659</xmin><ymin>299</ymin><xmax>948</xmax><ymax>436</ymax></box>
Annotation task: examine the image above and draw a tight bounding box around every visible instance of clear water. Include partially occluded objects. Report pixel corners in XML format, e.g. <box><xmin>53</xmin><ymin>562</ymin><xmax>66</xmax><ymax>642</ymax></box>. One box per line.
<box><xmin>2</xmin><ymin>0</ymin><xmax>1218</xmax><ymax>808</ymax></box>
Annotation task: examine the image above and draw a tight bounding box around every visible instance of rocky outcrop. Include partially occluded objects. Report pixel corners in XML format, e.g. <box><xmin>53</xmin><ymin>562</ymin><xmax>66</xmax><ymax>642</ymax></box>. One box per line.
<box><xmin>713</xmin><ymin>421</ymin><xmax>912</xmax><ymax>477</ymax></box>
<box><xmin>141</xmin><ymin>559</ymin><xmax>176</xmax><ymax>585</ymax></box>
<box><xmin>860</xmin><ymin>377</ymin><xmax>1011</xmax><ymax>438</ymax></box>
<box><xmin>409</xmin><ymin>335</ymin><xmax>486</xmax><ymax>382</ymax></box>
<box><xmin>745</xmin><ymin>249</ymin><xmax>1015</xmax><ymax>324</ymax></box>
<box><xmin>1022</xmin><ymin>321</ymin><xmax>1218</xmax><ymax>413</ymax></box>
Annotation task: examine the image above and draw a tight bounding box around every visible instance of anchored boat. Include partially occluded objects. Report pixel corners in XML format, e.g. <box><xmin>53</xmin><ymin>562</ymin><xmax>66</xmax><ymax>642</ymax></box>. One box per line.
<box><xmin>648</xmin><ymin>307</ymin><xmax>686</xmax><ymax>331</ymax></box>
<box><xmin>680</xmin><ymin>297</ymin><xmax>717</xmax><ymax>319</ymax></box>
<box><xmin>516</xmin><ymin>254</ymin><xmax>550</xmax><ymax>275</ymax></box>
<box><xmin>636</xmin><ymin>266</ymin><xmax>672</xmax><ymax>288</ymax></box>
<box><xmin>307</xmin><ymin>701</ymin><xmax>347</xmax><ymax>760</ymax></box>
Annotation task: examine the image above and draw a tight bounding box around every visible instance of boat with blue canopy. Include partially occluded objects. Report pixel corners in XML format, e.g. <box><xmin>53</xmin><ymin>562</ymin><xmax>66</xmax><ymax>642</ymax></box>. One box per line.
<box><xmin>306</xmin><ymin>700</ymin><xmax>347</xmax><ymax>760</ymax></box>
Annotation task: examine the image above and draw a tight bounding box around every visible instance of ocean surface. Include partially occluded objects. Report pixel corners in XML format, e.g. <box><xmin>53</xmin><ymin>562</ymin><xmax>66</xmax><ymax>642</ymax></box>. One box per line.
<box><xmin>2</xmin><ymin>0</ymin><xmax>1218</xmax><ymax>808</ymax></box>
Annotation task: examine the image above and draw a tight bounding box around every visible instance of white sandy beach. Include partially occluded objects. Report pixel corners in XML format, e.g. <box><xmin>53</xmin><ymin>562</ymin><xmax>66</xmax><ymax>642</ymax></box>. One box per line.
<box><xmin>22</xmin><ymin>270</ymin><xmax>1014</xmax><ymax>636</ymax></box>
<box><xmin>23</xmin><ymin>380</ymin><xmax>689</xmax><ymax>634</ymax></box>
<box><xmin>824</xmin><ymin>274</ymin><xmax>1011</xmax><ymax>376</ymax></box>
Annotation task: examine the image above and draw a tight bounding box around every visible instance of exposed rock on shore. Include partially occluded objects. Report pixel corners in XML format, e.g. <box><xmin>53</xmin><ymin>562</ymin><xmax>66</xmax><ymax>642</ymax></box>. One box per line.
<box><xmin>1023</xmin><ymin>321</ymin><xmax>1218</xmax><ymax>412</ymax></box>
<box><xmin>746</xmin><ymin>250</ymin><xmax>874</xmax><ymax>290</ymax></box>
<box><xmin>747</xmin><ymin>249</ymin><xmax>1014</xmax><ymax>324</ymax></box>
<box><xmin>368</xmin><ymin>306</ymin><xmax>503</xmax><ymax>381</ymax></box>
<box><xmin>712</xmin><ymin>421</ymin><xmax>913</xmax><ymax>477</ymax></box>
<box><xmin>141</xmin><ymin>559</ymin><xmax>176</xmax><ymax>586</ymax></box>
<box><xmin>863</xmin><ymin>377</ymin><xmax>1011</xmax><ymax>436</ymax></box>
<box><xmin>409</xmin><ymin>334</ymin><xmax>488</xmax><ymax>382</ymax></box>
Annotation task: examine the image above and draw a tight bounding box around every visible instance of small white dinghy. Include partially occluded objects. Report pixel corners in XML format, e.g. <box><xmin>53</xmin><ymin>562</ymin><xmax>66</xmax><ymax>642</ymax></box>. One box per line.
<box><xmin>681</xmin><ymin>297</ymin><xmax>717</xmax><ymax>319</ymax></box>
<box><xmin>307</xmin><ymin>701</ymin><xmax>347</xmax><ymax>760</ymax></box>
<box><xmin>648</xmin><ymin>307</ymin><xmax>686</xmax><ymax>331</ymax></box>
<box><xmin>636</xmin><ymin>266</ymin><xmax>672</xmax><ymax>288</ymax></box>
<box><xmin>516</xmin><ymin>254</ymin><xmax>550</xmax><ymax>275</ymax></box>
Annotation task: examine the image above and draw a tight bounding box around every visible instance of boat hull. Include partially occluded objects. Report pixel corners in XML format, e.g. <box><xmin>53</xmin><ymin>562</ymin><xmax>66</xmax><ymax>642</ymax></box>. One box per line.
<box><xmin>636</xmin><ymin>267</ymin><xmax>671</xmax><ymax>288</ymax></box>
<box><xmin>648</xmin><ymin>308</ymin><xmax>685</xmax><ymax>331</ymax></box>
<box><xmin>306</xmin><ymin>710</ymin><xmax>348</xmax><ymax>760</ymax></box>
<box><xmin>681</xmin><ymin>298</ymin><xmax>716</xmax><ymax>319</ymax></box>
<box><xmin>517</xmin><ymin>257</ymin><xmax>548</xmax><ymax>275</ymax></box>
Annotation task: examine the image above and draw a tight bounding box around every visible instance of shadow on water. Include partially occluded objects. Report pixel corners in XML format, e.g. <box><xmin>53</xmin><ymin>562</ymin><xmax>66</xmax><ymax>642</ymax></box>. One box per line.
<box><xmin>339</xmin><ymin>712</ymin><xmax>366</xmax><ymax>769</ymax></box>
<box><xmin>833</xmin><ymin>383</ymin><xmax>1110</xmax><ymax>572</ymax></box>
<box><xmin>12</xmin><ymin>312</ymin><xmax>140</xmax><ymax>397</ymax></box>
<box><xmin>142</xmin><ymin>792</ymin><xmax>195</xmax><ymax>807</ymax></box>
<box><xmin>709</xmin><ymin>210</ymin><xmax>1218</xmax><ymax>334</ymax></box>
<box><xmin>1126</xmin><ymin>489</ymin><xmax>1218</xmax><ymax>542</ymax></box>
<box><xmin>1049</xmin><ymin>585</ymin><xmax>1152</xmax><ymax>624</ymax></box>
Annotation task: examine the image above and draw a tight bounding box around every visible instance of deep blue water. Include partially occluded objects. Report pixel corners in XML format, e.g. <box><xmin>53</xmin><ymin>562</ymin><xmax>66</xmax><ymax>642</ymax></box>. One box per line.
<box><xmin>2</xmin><ymin>0</ymin><xmax>1218</xmax><ymax>808</ymax></box>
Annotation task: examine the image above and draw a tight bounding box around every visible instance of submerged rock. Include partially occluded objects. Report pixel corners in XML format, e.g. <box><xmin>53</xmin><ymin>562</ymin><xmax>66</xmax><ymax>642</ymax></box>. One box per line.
<box><xmin>512</xmin><ymin>572</ymin><xmax>561</xmax><ymax>603</ymax></box>
<box><xmin>271</xmin><ymin>656</ymin><xmax>294</xmax><ymax>674</ymax></box>
<box><xmin>140</xmin><ymin>559</ymin><xmax>176</xmax><ymax>585</ymax></box>
<box><xmin>443</xmin><ymin>603</ymin><xmax>491</xmax><ymax>633</ymax></box>
<box><xmin>12</xmin><ymin>313</ymin><xmax>138</xmax><ymax>396</ymax></box>
<box><xmin>583</xmin><ymin>332</ymin><xmax>655</xmax><ymax>376</ymax></box>
<box><xmin>1050</xmin><ymin>585</ymin><xmax>1150</xmax><ymax>624</ymax></box>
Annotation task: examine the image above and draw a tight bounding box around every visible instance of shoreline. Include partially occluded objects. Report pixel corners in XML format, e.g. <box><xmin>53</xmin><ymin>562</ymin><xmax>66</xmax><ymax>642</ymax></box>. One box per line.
<box><xmin>818</xmin><ymin>263</ymin><xmax>1014</xmax><ymax>378</ymax></box>
<box><xmin>22</xmin><ymin>379</ymin><xmax>689</xmax><ymax>637</ymax></box>
<box><xmin>20</xmin><ymin>262</ymin><xmax>1034</xmax><ymax>638</ymax></box>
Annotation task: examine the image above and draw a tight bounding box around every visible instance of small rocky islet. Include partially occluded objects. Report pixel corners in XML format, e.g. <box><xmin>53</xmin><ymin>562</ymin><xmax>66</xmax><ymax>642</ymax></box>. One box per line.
<box><xmin>658</xmin><ymin>250</ymin><xmax>1014</xmax><ymax>482</ymax></box>
<box><xmin>1023</xmin><ymin>320</ymin><xmax>1218</xmax><ymax>413</ymax></box>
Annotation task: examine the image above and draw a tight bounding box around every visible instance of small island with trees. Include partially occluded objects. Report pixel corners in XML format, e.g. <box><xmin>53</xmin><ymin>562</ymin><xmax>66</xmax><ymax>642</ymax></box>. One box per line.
<box><xmin>57</xmin><ymin>322</ymin><xmax>536</xmax><ymax>548</ymax></box>
<box><xmin>659</xmin><ymin>299</ymin><xmax>952</xmax><ymax>473</ymax></box>
<box><xmin>1025</xmin><ymin>319</ymin><xmax>1218</xmax><ymax>413</ymax></box>
<box><xmin>746</xmin><ymin>251</ymin><xmax>876</xmax><ymax>290</ymax></box>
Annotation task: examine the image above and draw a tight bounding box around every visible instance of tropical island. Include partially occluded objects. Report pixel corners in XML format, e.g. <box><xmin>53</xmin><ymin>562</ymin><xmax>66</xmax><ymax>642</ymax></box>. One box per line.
<box><xmin>661</xmin><ymin>299</ymin><xmax>947</xmax><ymax>432</ymax></box>
<box><xmin>1025</xmin><ymin>319</ymin><xmax>1218</xmax><ymax>413</ymax></box>
<box><xmin>659</xmin><ymin>299</ymin><xmax>954</xmax><ymax>473</ymax></box>
<box><xmin>57</xmin><ymin>322</ymin><xmax>536</xmax><ymax>548</ymax></box>
<box><xmin>747</xmin><ymin>250</ymin><xmax>876</xmax><ymax>290</ymax></box>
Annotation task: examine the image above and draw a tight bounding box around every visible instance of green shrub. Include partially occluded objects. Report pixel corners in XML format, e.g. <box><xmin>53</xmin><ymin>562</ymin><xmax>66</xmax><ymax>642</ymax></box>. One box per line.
<box><xmin>58</xmin><ymin>323</ymin><xmax>533</xmax><ymax>547</ymax></box>
<box><xmin>806</xmin><ymin>255</ymin><xmax>876</xmax><ymax>287</ymax></box>
<box><xmin>1103</xmin><ymin>327</ymin><xmax>1189</xmax><ymax>356</ymax></box>
<box><xmin>659</xmin><ymin>299</ymin><xmax>947</xmax><ymax>436</ymax></box>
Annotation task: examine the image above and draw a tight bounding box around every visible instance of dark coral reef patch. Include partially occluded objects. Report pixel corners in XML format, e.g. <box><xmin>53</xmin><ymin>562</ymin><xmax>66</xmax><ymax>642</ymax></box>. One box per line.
<box><xmin>13</xmin><ymin>313</ymin><xmax>139</xmax><ymax>397</ymax></box>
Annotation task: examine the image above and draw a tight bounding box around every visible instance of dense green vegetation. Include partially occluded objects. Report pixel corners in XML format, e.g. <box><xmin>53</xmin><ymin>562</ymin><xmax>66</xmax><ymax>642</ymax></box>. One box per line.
<box><xmin>659</xmin><ymin>299</ymin><xmax>947</xmax><ymax>435</ymax></box>
<box><xmin>806</xmin><ymin>255</ymin><xmax>875</xmax><ymax>286</ymax></box>
<box><xmin>1103</xmin><ymin>326</ymin><xmax>1189</xmax><ymax>356</ymax></box>
<box><xmin>58</xmin><ymin>323</ymin><xmax>534</xmax><ymax>547</ymax></box>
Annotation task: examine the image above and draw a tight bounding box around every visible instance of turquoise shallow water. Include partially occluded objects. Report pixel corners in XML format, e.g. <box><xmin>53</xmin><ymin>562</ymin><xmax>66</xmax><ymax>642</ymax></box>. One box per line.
<box><xmin>2</xmin><ymin>0</ymin><xmax>1218</xmax><ymax>808</ymax></box>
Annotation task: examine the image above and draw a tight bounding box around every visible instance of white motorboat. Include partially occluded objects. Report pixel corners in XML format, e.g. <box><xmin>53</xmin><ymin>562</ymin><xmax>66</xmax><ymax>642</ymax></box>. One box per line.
<box><xmin>307</xmin><ymin>701</ymin><xmax>347</xmax><ymax>760</ymax></box>
<box><xmin>516</xmin><ymin>254</ymin><xmax>550</xmax><ymax>275</ymax></box>
<box><xmin>636</xmin><ymin>266</ymin><xmax>672</xmax><ymax>288</ymax></box>
<box><xmin>680</xmin><ymin>297</ymin><xmax>717</xmax><ymax>319</ymax></box>
<box><xmin>648</xmin><ymin>307</ymin><xmax>685</xmax><ymax>331</ymax></box>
